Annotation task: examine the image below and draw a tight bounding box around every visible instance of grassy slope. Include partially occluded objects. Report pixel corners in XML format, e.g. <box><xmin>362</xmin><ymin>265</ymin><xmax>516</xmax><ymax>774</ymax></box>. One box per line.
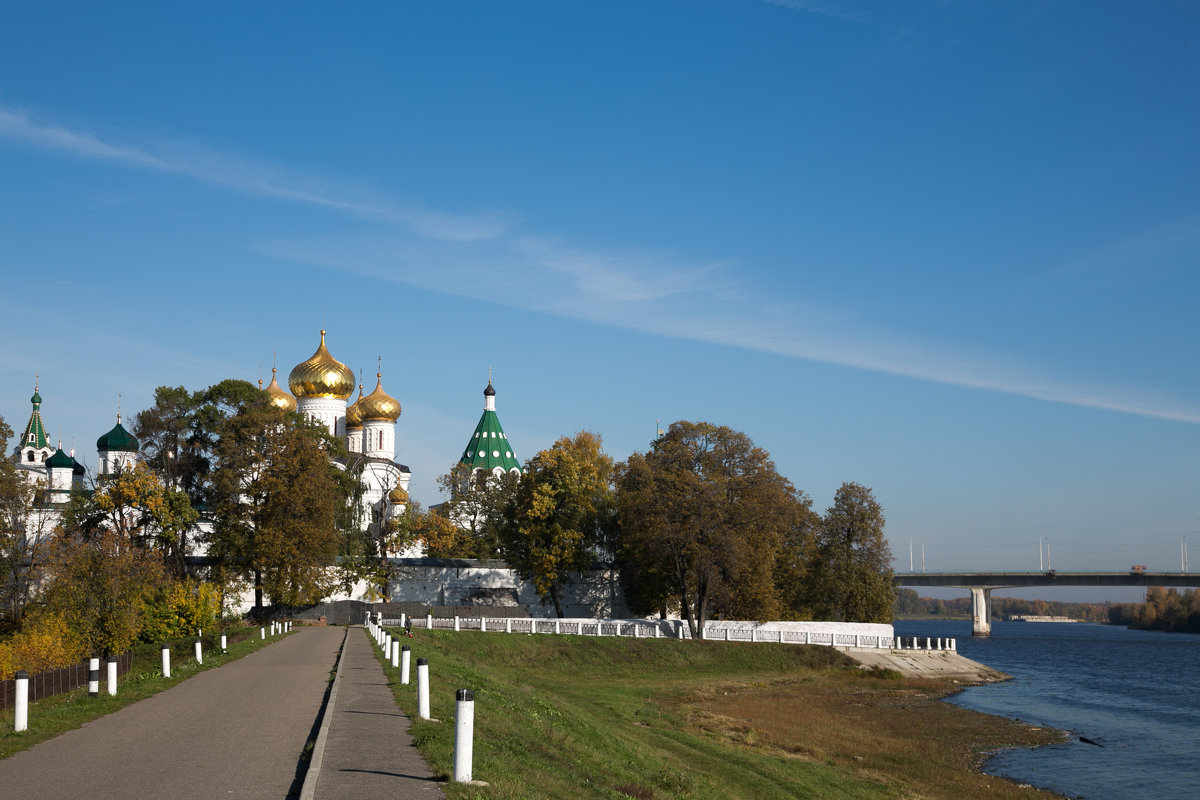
<box><xmin>0</xmin><ymin>626</ymin><xmax>287</xmax><ymax>758</ymax></box>
<box><xmin>378</xmin><ymin>629</ymin><xmax>1063</xmax><ymax>800</ymax></box>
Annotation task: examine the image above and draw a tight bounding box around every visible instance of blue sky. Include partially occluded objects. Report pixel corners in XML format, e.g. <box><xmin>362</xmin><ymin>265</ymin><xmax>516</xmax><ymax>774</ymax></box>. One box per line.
<box><xmin>2</xmin><ymin>1</ymin><xmax>1197</xmax><ymax>600</ymax></box>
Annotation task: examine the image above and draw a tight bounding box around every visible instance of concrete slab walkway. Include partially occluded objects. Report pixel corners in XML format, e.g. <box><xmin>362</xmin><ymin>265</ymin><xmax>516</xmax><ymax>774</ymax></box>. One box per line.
<box><xmin>308</xmin><ymin>626</ymin><xmax>443</xmax><ymax>799</ymax></box>
<box><xmin>0</xmin><ymin>625</ymin><xmax>345</xmax><ymax>799</ymax></box>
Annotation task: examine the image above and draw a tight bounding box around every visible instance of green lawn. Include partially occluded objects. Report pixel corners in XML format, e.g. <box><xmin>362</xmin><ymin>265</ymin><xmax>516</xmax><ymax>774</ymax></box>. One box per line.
<box><xmin>375</xmin><ymin>628</ymin><xmax>1061</xmax><ymax>800</ymax></box>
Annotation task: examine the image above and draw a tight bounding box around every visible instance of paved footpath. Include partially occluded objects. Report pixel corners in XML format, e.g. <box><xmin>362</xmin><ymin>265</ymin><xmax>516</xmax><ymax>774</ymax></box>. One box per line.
<box><xmin>0</xmin><ymin>626</ymin><xmax>345</xmax><ymax>799</ymax></box>
<box><xmin>309</xmin><ymin>626</ymin><xmax>443</xmax><ymax>799</ymax></box>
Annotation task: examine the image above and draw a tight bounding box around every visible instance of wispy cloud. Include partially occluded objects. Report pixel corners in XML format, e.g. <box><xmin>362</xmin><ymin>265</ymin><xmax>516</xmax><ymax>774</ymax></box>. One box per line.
<box><xmin>0</xmin><ymin>106</ymin><xmax>507</xmax><ymax>242</ymax></box>
<box><xmin>4</xmin><ymin>104</ymin><xmax>1197</xmax><ymax>425</ymax></box>
<box><xmin>760</xmin><ymin>0</ymin><xmax>867</xmax><ymax>23</ymax></box>
<box><xmin>259</xmin><ymin>232</ymin><xmax>1200</xmax><ymax>426</ymax></box>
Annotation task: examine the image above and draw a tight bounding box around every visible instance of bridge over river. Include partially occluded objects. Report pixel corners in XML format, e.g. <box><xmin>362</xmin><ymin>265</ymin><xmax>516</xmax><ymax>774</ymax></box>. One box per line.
<box><xmin>894</xmin><ymin>571</ymin><xmax>1200</xmax><ymax>636</ymax></box>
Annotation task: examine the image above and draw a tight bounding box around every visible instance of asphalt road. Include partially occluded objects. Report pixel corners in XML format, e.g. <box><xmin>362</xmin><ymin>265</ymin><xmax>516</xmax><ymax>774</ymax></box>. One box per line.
<box><xmin>0</xmin><ymin>625</ymin><xmax>345</xmax><ymax>799</ymax></box>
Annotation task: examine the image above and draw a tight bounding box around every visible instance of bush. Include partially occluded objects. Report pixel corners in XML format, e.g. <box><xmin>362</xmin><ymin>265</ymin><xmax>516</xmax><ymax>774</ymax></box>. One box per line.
<box><xmin>139</xmin><ymin>581</ymin><xmax>223</xmax><ymax>643</ymax></box>
<box><xmin>0</xmin><ymin>613</ymin><xmax>87</xmax><ymax>679</ymax></box>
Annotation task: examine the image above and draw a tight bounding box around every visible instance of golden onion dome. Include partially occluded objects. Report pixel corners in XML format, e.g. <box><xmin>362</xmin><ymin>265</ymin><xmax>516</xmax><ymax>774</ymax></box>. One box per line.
<box><xmin>388</xmin><ymin>485</ymin><xmax>409</xmax><ymax>505</ymax></box>
<box><xmin>345</xmin><ymin>384</ymin><xmax>365</xmax><ymax>429</ymax></box>
<box><xmin>358</xmin><ymin>373</ymin><xmax>401</xmax><ymax>422</ymax></box>
<box><xmin>288</xmin><ymin>330</ymin><xmax>355</xmax><ymax>399</ymax></box>
<box><xmin>263</xmin><ymin>367</ymin><xmax>297</xmax><ymax>412</ymax></box>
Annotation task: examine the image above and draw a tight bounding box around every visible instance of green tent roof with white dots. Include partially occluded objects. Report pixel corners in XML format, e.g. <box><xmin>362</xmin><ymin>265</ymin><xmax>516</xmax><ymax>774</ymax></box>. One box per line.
<box><xmin>459</xmin><ymin>380</ymin><xmax>521</xmax><ymax>474</ymax></box>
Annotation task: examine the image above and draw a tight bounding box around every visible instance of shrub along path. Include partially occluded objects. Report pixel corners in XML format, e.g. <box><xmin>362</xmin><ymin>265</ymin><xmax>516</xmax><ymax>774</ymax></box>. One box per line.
<box><xmin>0</xmin><ymin>625</ymin><xmax>345</xmax><ymax>799</ymax></box>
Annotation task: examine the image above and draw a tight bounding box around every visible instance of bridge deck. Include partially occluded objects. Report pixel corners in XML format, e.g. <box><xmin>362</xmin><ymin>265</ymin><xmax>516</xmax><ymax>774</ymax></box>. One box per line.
<box><xmin>894</xmin><ymin>571</ymin><xmax>1200</xmax><ymax>588</ymax></box>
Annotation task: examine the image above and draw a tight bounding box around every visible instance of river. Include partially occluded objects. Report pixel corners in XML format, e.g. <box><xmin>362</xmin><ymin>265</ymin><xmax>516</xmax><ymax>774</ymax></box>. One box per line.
<box><xmin>894</xmin><ymin>619</ymin><xmax>1200</xmax><ymax>800</ymax></box>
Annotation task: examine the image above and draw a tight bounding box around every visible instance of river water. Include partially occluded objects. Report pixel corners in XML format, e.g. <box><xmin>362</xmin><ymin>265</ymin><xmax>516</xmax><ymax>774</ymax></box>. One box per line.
<box><xmin>894</xmin><ymin>620</ymin><xmax>1200</xmax><ymax>800</ymax></box>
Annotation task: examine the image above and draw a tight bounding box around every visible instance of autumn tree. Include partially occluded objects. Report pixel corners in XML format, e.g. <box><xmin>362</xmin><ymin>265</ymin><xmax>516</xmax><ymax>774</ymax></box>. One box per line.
<box><xmin>496</xmin><ymin>431</ymin><xmax>615</xmax><ymax>617</ymax></box>
<box><xmin>37</xmin><ymin>528</ymin><xmax>169</xmax><ymax>655</ymax></box>
<box><xmin>807</xmin><ymin>482</ymin><xmax>895</xmax><ymax>623</ymax></box>
<box><xmin>773</xmin><ymin>490</ymin><xmax>824</xmax><ymax>620</ymax></box>
<box><xmin>616</xmin><ymin>421</ymin><xmax>798</xmax><ymax>636</ymax></box>
<box><xmin>207</xmin><ymin>401</ymin><xmax>347</xmax><ymax>612</ymax></box>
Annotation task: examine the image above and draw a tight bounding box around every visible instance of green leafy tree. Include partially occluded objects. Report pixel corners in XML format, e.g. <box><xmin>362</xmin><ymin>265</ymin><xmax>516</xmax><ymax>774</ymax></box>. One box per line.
<box><xmin>436</xmin><ymin>462</ymin><xmax>520</xmax><ymax>559</ymax></box>
<box><xmin>616</xmin><ymin>421</ymin><xmax>798</xmax><ymax>636</ymax></box>
<box><xmin>808</xmin><ymin>482</ymin><xmax>895</xmax><ymax>623</ymax></box>
<box><xmin>497</xmin><ymin>431</ymin><xmax>615</xmax><ymax>617</ymax></box>
<box><xmin>207</xmin><ymin>401</ymin><xmax>346</xmax><ymax>612</ymax></box>
<box><xmin>134</xmin><ymin>379</ymin><xmax>266</xmax><ymax>531</ymax></box>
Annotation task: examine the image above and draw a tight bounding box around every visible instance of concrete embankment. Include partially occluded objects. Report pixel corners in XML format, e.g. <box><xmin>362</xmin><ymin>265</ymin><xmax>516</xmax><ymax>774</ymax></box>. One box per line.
<box><xmin>840</xmin><ymin>647</ymin><xmax>1009</xmax><ymax>683</ymax></box>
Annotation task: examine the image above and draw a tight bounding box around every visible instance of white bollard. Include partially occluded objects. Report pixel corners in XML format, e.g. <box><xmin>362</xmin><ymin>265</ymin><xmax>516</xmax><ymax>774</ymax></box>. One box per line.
<box><xmin>385</xmin><ymin>633</ymin><xmax>393</xmax><ymax>658</ymax></box>
<box><xmin>400</xmin><ymin>612</ymin><xmax>406</xmax><ymax>628</ymax></box>
<box><xmin>260</xmin><ymin>626</ymin><xmax>265</xmax><ymax>640</ymax></box>
<box><xmin>426</xmin><ymin>613</ymin><xmax>433</xmax><ymax>630</ymax></box>
<box><xmin>391</xmin><ymin>639</ymin><xmax>400</xmax><ymax>668</ymax></box>
<box><xmin>454</xmin><ymin>616</ymin><xmax>460</xmax><ymax>632</ymax></box>
<box><xmin>14</xmin><ymin>671</ymin><xmax>29</xmax><ymax>732</ymax></box>
<box><xmin>88</xmin><ymin>657</ymin><xmax>100</xmax><ymax>697</ymax></box>
<box><xmin>220</xmin><ymin>633</ymin><xmax>227</xmax><ymax>653</ymax></box>
<box><xmin>401</xmin><ymin>645</ymin><xmax>411</xmax><ymax>685</ymax></box>
<box><xmin>107</xmin><ymin>655</ymin><xmax>117</xmax><ymax>696</ymax></box>
<box><xmin>162</xmin><ymin>644</ymin><xmax>172</xmax><ymax>678</ymax></box>
<box><xmin>194</xmin><ymin>638</ymin><xmax>203</xmax><ymax>665</ymax></box>
<box><xmin>453</xmin><ymin>688</ymin><xmax>475</xmax><ymax>782</ymax></box>
<box><xmin>417</xmin><ymin>658</ymin><xmax>430</xmax><ymax>720</ymax></box>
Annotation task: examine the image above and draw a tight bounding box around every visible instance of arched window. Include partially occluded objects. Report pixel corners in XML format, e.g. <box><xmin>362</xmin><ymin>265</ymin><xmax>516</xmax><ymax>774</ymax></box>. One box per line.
<box><xmin>27</xmin><ymin>451</ymin><xmax>34</xmax><ymax>462</ymax></box>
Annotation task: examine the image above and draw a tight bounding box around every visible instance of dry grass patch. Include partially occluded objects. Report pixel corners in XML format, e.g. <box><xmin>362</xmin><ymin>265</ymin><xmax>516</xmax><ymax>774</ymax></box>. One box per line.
<box><xmin>674</xmin><ymin>673</ymin><xmax>1065</xmax><ymax>800</ymax></box>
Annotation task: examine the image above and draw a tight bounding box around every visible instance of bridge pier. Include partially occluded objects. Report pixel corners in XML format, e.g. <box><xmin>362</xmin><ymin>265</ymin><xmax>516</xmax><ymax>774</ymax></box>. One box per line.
<box><xmin>970</xmin><ymin>586</ymin><xmax>992</xmax><ymax>636</ymax></box>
